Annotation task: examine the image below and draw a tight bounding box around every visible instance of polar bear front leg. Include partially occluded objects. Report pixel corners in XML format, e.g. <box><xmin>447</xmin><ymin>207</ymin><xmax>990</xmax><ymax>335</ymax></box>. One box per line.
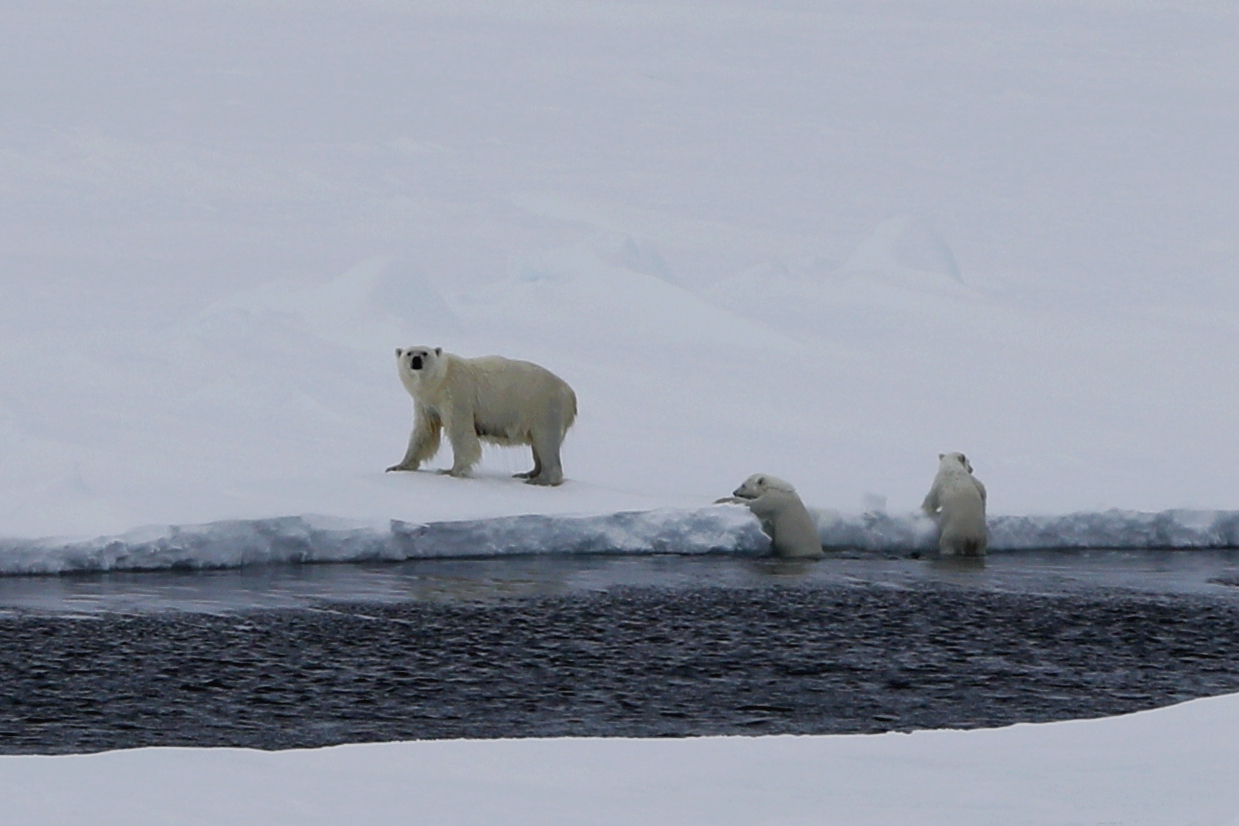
<box><xmin>386</xmin><ymin>409</ymin><xmax>442</xmax><ymax>472</ymax></box>
<box><xmin>444</xmin><ymin>405</ymin><xmax>482</xmax><ymax>477</ymax></box>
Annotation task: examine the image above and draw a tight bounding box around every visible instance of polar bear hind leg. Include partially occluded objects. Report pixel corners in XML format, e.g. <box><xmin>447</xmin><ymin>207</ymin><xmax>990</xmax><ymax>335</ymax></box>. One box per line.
<box><xmin>523</xmin><ymin>419</ymin><xmax>566</xmax><ymax>486</ymax></box>
<box><xmin>512</xmin><ymin>449</ymin><xmax>543</xmax><ymax>480</ymax></box>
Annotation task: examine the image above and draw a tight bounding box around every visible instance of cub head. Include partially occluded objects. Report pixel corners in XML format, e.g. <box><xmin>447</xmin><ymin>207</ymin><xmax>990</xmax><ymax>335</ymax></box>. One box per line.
<box><xmin>733</xmin><ymin>473</ymin><xmax>796</xmax><ymax>499</ymax></box>
<box><xmin>395</xmin><ymin>346</ymin><xmax>444</xmax><ymax>390</ymax></box>
<box><xmin>938</xmin><ymin>452</ymin><xmax>973</xmax><ymax>474</ymax></box>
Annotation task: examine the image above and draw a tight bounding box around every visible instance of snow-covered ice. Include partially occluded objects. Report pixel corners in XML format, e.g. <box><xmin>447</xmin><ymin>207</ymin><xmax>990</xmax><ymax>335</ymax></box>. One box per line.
<box><xmin>2</xmin><ymin>0</ymin><xmax>1238</xmax><ymax>543</ymax></box>
<box><xmin>3</xmin><ymin>693</ymin><xmax>1238</xmax><ymax>826</ymax></box>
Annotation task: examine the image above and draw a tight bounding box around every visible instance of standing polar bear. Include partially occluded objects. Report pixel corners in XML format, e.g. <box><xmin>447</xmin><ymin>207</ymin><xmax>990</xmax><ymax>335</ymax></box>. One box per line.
<box><xmin>387</xmin><ymin>346</ymin><xmax>577</xmax><ymax>486</ymax></box>
<box><xmin>716</xmin><ymin>474</ymin><xmax>824</xmax><ymax>559</ymax></box>
<box><xmin>921</xmin><ymin>452</ymin><xmax>988</xmax><ymax>556</ymax></box>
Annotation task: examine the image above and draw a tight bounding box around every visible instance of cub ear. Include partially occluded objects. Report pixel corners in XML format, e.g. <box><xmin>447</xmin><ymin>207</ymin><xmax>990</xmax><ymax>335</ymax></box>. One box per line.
<box><xmin>396</xmin><ymin>348</ymin><xmax>404</xmax><ymax>357</ymax></box>
<box><xmin>959</xmin><ymin>453</ymin><xmax>968</xmax><ymax>464</ymax></box>
<box><xmin>434</xmin><ymin>347</ymin><xmax>442</xmax><ymax>356</ymax></box>
<box><xmin>938</xmin><ymin>453</ymin><xmax>944</xmax><ymax>460</ymax></box>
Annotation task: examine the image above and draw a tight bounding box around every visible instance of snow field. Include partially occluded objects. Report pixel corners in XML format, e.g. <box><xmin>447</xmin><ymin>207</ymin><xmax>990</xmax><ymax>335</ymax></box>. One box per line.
<box><xmin>2</xmin><ymin>693</ymin><xmax>1237</xmax><ymax>826</ymax></box>
<box><xmin>2</xmin><ymin>1</ymin><xmax>1239</xmax><ymax>542</ymax></box>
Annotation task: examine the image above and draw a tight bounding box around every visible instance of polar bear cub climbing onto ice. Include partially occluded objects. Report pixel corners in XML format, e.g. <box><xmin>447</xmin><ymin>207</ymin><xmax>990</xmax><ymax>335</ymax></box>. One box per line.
<box><xmin>387</xmin><ymin>346</ymin><xmax>578</xmax><ymax>486</ymax></box>
<box><xmin>716</xmin><ymin>474</ymin><xmax>824</xmax><ymax>559</ymax></box>
<box><xmin>922</xmin><ymin>452</ymin><xmax>988</xmax><ymax>556</ymax></box>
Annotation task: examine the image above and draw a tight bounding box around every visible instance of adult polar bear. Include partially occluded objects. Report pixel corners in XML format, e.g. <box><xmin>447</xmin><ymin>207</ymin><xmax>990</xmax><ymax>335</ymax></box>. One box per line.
<box><xmin>716</xmin><ymin>474</ymin><xmax>824</xmax><ymax>559</ymax></box>
<box><xmin>921</xmin><ymin>452</ymin><xmax>988</xmax><ymax>556</ymax></box>
<box><xmin>387</xmin><ymin>346</ymin><xmax>577</xmax><ymax>486</ymax></box>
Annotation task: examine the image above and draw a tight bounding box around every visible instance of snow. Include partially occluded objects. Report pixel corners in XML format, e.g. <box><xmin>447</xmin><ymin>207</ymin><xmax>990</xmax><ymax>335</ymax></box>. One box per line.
<box><xmin>2</xmin><ymin>0</ymin><xmax>1238</xmax><ymax>541</ymax></box>
<box><xmin>2</xmin><ymin>0</ymin><xmax>1239</xmax><ymax>817</ymax></box>
<box><xmin>3</xmin><ymin>693</ymin><xmax>1239</xmax><ymax>826</ymax></box>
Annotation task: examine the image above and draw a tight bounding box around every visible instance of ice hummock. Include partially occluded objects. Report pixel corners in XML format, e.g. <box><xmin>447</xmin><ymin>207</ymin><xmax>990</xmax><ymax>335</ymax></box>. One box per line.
<box><xmin>2</xmin><ymin>507</ymin><xmax>1238</xmax><ymax>576</ymax></box>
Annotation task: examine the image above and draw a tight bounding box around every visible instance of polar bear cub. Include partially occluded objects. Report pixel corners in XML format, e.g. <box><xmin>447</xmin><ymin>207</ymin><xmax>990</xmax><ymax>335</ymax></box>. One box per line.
<box><xmin>717</xmin><ymin>474</ymin><xmax>824</xmax><ymax>559</ymax></box>
<box><xmin>387</xmin><ymin>346</ymin><xmax>577</xmax><ymax>486</ymax></box>
<box><xmin>921</xmin><ymin>452</ymin><xmax>988</xmax><ymax>556</ymax></box>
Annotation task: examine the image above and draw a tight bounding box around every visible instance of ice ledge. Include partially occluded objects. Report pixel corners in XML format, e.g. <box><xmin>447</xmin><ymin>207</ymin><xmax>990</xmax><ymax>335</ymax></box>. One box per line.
<box><xmin>0</xmin><ymin>507</ymin><xmax>1237</xmax><ymax>576</ymax></box>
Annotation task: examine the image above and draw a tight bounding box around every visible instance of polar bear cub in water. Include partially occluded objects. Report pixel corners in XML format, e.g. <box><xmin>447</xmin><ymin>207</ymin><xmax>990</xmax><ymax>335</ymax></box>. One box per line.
<box><xmin>921</xmin><ymin>452</ymin><xmax>988</xmax><ymax>556</ymax></box>
<box><xmin>387</xmin><ymin>346</ymin><xmax>577</xmax><ymax>486</ymax></box>
<box><xmin>717</xmin><ymin>474</ymin><xmax>824</xmax><ymax>559</ymax></box>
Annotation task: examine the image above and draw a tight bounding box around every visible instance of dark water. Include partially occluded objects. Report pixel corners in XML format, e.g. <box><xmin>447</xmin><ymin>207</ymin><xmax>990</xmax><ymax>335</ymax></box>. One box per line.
<box><xmin>3</xmin><ymin>551</ymin><xmax>1239</xmax><ymax>754</ymax></box>
<box><xmin>3</xmin><ymin>549</ymin><xmax>1239</xmax><ymax>616</ymax></box>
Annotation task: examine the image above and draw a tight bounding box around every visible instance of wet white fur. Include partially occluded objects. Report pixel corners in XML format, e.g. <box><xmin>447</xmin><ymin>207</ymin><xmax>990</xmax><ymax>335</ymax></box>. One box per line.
<box><xmin>388</xmin><ymin>346</ymin><xmax>577</xmax><ymax>486</ymax></box>
<box><xmin>716</xmin><ymin>474</ymin><xmax>824</xmax><ymax>559</ymax></box>
<box><xmin>921</xmin><ymin>452</ymin><xmax>988</xmax><ymax>556</ymax></box>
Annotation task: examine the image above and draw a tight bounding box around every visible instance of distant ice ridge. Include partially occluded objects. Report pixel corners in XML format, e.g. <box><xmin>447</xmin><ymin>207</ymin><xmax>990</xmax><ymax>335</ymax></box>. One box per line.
<box><xmin>1</xmin><ymin>508</ymin><xmax>1239</xmax><ymax>576</ymax></box>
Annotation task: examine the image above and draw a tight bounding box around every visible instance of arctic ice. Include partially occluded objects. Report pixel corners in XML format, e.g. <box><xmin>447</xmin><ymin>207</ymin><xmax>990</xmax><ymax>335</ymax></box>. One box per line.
<box><xmin>2</xmin><ymin>507</ymin><xmax>1239</xmax><ymax>576</ymax></box>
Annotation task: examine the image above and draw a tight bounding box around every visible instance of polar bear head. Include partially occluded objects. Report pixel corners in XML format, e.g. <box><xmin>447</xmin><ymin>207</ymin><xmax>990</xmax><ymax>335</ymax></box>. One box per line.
<box><xmin>732</xmin><ymin>473</ymin><xmax>797</xmax><ymax>500</ymax></box>
<box><xmin>395</xmin><ymin>346</ymin><xmax>445</xmax><ymax>394</ymax></box>
<box><xmin>938</xmin><ymin>452</ymin><xmax>973</xmax><ymax>474</ymax></box>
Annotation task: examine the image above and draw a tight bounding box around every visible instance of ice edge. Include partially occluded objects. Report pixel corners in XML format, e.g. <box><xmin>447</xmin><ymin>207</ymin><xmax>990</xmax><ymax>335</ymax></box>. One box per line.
<box><xmin>0</xmin><ymin>507</ymin><xmax>1237</xmax><ymax>576</ymax></box>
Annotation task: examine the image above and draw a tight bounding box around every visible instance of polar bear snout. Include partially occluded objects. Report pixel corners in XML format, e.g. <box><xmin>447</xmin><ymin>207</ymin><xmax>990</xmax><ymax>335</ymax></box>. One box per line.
<box><xmin>398</xmin><ymin>347</ymin><xmax>441</xmax><ymax>373</ymax></box>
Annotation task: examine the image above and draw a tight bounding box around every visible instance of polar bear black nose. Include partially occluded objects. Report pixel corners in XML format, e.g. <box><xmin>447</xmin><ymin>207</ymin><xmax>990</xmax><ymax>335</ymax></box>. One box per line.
<box><xmin>411</xmin><ymin>356</ymin><xmax>423</xmax><ymax>369</ymax></box>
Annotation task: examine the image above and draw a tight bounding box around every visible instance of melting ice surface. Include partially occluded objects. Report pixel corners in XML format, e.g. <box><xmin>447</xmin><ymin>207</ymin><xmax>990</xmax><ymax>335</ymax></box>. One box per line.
<box><xmin>3</xmin><ymin>507</ymin><xmax>1239</xmax><ymax>576</ymax></box>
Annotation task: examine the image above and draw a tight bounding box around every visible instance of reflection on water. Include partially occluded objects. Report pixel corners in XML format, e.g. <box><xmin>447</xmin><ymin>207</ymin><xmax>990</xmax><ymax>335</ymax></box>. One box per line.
<box><xmin>0</xmin><ymin>549</ymin><xmax>1238</xmax><ymax>616</ymax></box>
<box><xmin>929</xmin><ymin>556</ymin><xmax>988</xmax><ymax>573</ymax></box>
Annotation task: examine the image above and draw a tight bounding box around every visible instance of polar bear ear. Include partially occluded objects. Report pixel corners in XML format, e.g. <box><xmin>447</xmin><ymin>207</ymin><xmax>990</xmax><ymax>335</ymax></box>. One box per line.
<box><xmin>434</xmin><ymin>347</ymin><xmax>442</xmax><ymax>356</ymax></box>
<box><xmin>938</xmin><ymin>453</ymin><xmax>944</xmax><ymax>460</ymax></box>
<box><xmin>396</xmin><ymin>348</ymin><xmax>404</xmax><ymax>357</ymax></box>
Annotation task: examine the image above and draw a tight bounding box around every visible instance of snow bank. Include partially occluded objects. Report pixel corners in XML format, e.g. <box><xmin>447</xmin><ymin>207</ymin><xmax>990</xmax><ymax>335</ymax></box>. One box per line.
<box><xmin>0</xmin><ymin>509</ymin><xmax>768</xmax><ymax>575</ymax></box>
<box><xmin>824</xmin><ymin>508</ymin><xmax>1239</xmax><ymax>553</ymax></box>
<box><xmin>2</xmin><ymin>692</ymin><xmax>1237</xmax><ymax>826</ymax></box>
<box><xmin>3</xmin><ymin>507</ymin><xmax>1239</xmax><ymax>576</ymax></box>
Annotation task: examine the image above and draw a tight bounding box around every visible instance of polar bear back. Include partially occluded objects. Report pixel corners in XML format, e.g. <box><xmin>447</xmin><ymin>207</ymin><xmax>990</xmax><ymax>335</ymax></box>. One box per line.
<box><xmin>922</xmin><ymin>453</ymin><xmax>988</xmax><ymax>556</ymax></box>
<box><xmin>450</xmin><ymin>355</ymin><xmax>577</xmax><ymax>444</ymax></box>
